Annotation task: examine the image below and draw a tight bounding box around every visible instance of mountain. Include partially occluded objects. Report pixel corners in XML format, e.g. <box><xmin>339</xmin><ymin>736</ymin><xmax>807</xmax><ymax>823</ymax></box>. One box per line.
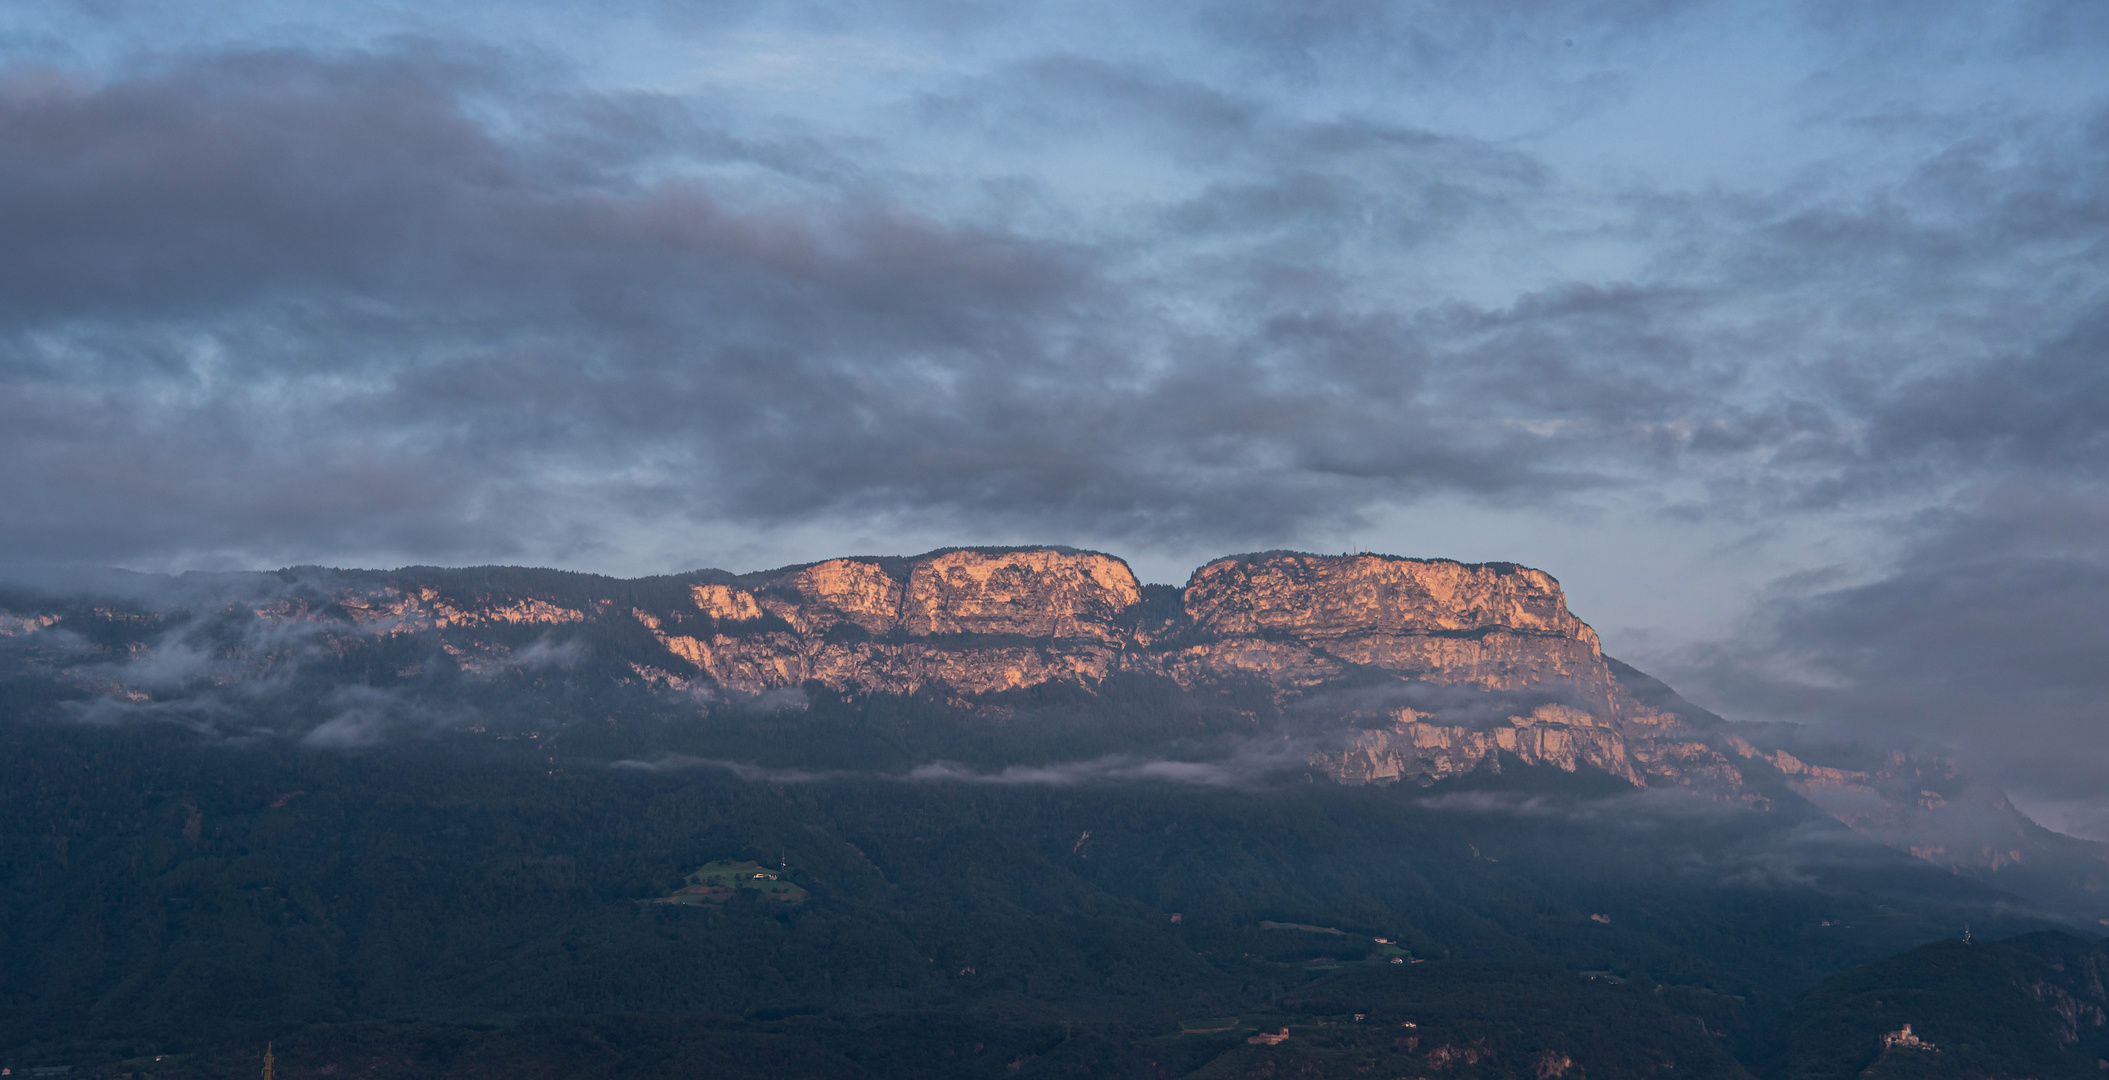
<box><xmin>0</xmin><ymin>546</ymin><xmax>1859</xmax><ymax>791</ymax></box>
<box><xmin>2</xmin><ymin>547</ymin><xmax>2105</xmax><ymax>1078</ymax></box>
<box><xmin>3</xmin><ymin>546</ymin><xmax>2101</xmax><ymax>913</ymax></box>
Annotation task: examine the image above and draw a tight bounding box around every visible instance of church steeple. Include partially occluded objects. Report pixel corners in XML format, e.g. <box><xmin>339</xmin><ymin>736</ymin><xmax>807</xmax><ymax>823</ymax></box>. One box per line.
<box><xmin>262</xmin><ymin>1042</ymin><xmax>275</xmax><ymax>1080</ymax></box>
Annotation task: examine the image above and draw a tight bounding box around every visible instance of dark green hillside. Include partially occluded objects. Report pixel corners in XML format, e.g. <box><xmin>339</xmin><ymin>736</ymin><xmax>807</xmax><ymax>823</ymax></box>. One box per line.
<box><xmin>104</xmin><ymin>962</ymin><xmax>1754</xmax><ymax>1079</ymax></box>
<box><xmin>657</xmin><ymin>860</ymin><xmax>809</xmax><ymax>905</ymax></box>
<box><xmin>0</xmin><ymin>714</ymin><xmax>2064</xmax><ymax>1076</ymax></box>
<box><xmin>1222</xmin><ymin>962</ymin><xmax>1752</xmax><ymax>1080</ymax></box>
<box><xmin>1761</xmin><ymin>932</ymin><xmax>2109</xmax><ymax>1080</ymax></box>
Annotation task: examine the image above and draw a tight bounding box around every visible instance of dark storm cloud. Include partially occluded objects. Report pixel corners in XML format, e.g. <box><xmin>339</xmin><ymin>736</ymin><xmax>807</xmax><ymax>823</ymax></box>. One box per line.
<box><xmin>0</xmin><ymin>46</ymin><xmax>1107</xmax><ymax>563</ymax></box>
<box><xmin>1572</xmin><ymin>96</ymin><xmax>2109</xmax><ymax>517</ymax></box>
<box><xmin>1704</xmin><ymin>104</ymin><xmax>2109</xmax><ymax>328</ymax></box>
<box><xmin>1</xmin><ymin>4</ymin><xmax>2106</xmax><ymax>586</ymax></box>
<box><xmin>0</xmin><ymin>42</ymin><xmax>1719</xmax><ymax>567</ymax></box>
<box><xmin>1674</xmin><ymin>483</ymin><xmax>2109</xmax><ymax>821</ymax></box>
<box><xmin>0</xmin><ymin>44</ymin><xmax>1082</xmax><ymax>344</ymax></box>
<box><xmin>1870</xmin><ymin>307</ymin><xmax>2109</xmax><ymax>473</ymax></box>
<box><xmin>928</xmin><ymin>54</ymin><xmax>1550</xmax><ymax>267</ymax></box>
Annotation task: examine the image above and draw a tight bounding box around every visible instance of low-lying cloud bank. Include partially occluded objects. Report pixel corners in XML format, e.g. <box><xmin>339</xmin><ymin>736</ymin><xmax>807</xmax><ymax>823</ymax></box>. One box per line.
<box><xmin>608</xmin><ymin>741</ymin><xmax>1314</xmax><ymax>788</ymax></box>
<box><xmin>0</xmin><ymin>568</ymin><xmax>589</xmax><ymax>746</ymax></box>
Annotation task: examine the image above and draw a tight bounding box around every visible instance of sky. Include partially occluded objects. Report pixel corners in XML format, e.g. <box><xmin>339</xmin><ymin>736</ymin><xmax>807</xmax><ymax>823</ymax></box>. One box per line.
<box><xmin>2</xmin><ymin>1</ymin><xmax>2106</xmax><ymax>833</ymax></box>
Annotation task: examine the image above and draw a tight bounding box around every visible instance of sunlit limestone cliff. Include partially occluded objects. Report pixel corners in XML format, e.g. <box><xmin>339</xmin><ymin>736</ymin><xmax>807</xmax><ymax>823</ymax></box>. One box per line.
<box><xmin>590</xmin><ymin>547</ymin><xmax>1727</xmax><ymax>795</ymax></box>
<box><xmin>634</xmin><ymin>548</ymin><xmax>1142</xmax><ymax>697</ymax></box>
<box><xmin>0</xmin><ymin>546</ymin><xmax>1919</xmax><ymax>800</ymax></box>
<box><xmin>3</xmin><ymin>545</ymin><xmax>2105</xmax><ymax>921</ymax></box>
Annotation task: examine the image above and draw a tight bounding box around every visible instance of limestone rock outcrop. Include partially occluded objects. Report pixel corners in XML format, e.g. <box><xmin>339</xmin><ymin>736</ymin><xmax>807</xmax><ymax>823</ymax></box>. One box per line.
<box><xmin>613</xmin><ymin>548</ymin><xmax>1747</xmax><ymax>794</ymax></box>
<box><xmin>1149</xmin><ymin>554</ymin><xmax>1618</xmax><ymax>707</ymax></box>
<box><xmin>1181</xmin><ymin>553</ymin><xmax>1593</xmax><ymax>642</ymax></box>
<box><xmin>1319</xmin><ymin>704</ymin><xmax>1642</xmax><ymax>787</ymax></box>
<box><xmin>1137</xmin><ymin>552</ymin><xmax>1724</xmax><ymax>790</ymax></box>
<box><xmin>621</xmin><ymin>548</ymin><xmax>1141</xmax><ymax>696</ymax></box>
<box><xmin>900</xmin><ymin>549</ymin><xmax>1140</xmax><ymax>639</ymax></box>
<box><xmin>6</xmin><ymin>545</ymin><xmax>2097</xmax><ymax>917</ymax></box>
<box><xmin>764</xmin><ymin>560</ymin><xmax>904</xmax><ymax>635</ymax></box>
<box><xmin>0</xmin><ymin>547</ymin><xmax>1764</xmax><ymax>795</ymax></box>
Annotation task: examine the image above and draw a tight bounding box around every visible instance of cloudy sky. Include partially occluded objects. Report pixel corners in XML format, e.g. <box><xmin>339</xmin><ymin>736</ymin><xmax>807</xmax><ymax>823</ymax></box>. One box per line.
<box><xmin>3</xmin><ymin>2</ymin><xmax>2105</xmax><ymax>830</ymax></box>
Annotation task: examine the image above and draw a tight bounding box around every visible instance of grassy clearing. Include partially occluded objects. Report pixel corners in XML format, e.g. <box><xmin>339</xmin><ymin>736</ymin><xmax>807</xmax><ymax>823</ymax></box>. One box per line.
<box><xmin>1259</xmin><ymin>921</ymin><xmax>1345</xmax><ymax>935</ymax></box>
<box><xmin>654</xmin><ymin>860</ymin><xmax>809</xmax><ymax>906</ymax></box>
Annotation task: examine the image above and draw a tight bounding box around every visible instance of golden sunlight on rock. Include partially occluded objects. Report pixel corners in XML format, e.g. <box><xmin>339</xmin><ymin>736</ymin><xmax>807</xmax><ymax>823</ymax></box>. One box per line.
<box><xmin>432</xmin><ymin>598</ymin><xmax>585</xmax><ymax>628</ymax></box>
<box><xmin>690</xmin><ymin>584</ymin><xmax>765</xmax><ymax>622</ymax></box>
<box><xmin>775</xmin><ymin>559</ymin><xmax>906</xmax><ymax>634</ymax></box>
<box><xmin>900</xmin><ymin>549</ymin><xmax>1141</xmax><ymax>639</ymax></box>
<box><xmin>1182</xmin><ymin>553</ymin><xmax>1593</xmax><ymax>645</ymax></box>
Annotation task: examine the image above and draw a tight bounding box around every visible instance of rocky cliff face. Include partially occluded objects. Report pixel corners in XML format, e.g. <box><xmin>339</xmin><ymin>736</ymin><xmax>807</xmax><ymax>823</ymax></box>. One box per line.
<box><xmin>0</xmin><ymin>546</ymin><xmax>1740</xmax><ymax>792</ymax></box>
<box><xmin>1142</xmin><ymin>553</ymin><xmax>1718</xmax><ymax>792</ymax></box>
<box><xmin>1180</xmin><ymin>553</ymin><xmax>1593</xmax><ymax>642</ymax></box>
<box><xmin>626</xmin><ymin>549</ymin><xmax>1141</xmax><ymax>697</ymax></box>
<box><xmin>1321</xmin><ymin>704</ymin><xmax>1643</xmax><ymax>787</ymax></box>
<box><xmin>1149</xmin><ymin>554</ymin><xmax>1614</xmax><ymax>700</ymax></box>
<box><xmin>630</xmin><ymin>550</ymin><xmax>1661</xmax><ymax>755</ymax></box>
<box><xmin>6</xmin><ymin>544</ymin><xmax>2100</xmax><ymax>922</ymax></box>
<box><xmin>0</xmin><ymin>553</ymin><xmax>2011</xmax><ymax>814</ymax></box>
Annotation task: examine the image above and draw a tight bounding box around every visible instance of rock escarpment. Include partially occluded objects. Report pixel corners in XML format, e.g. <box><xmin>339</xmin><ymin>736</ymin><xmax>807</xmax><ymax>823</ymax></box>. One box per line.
<box><xmin>631</xmin><ymin>548</ymin><xmax>1143</xmax><ymax>697</ymax></box>
<box><xmin>1152</xmin><ymin>554</ymin><xmax>1613</xmax><ymax>698</ymax></box>
<box><xmin>626</xmin><ymin>550</ymin><xmax>1654</xmax><ymax>741</ymax></box>
<box><xmin>0</xmin><ymin>547</ymin><xmax>1746</xmax><ymax>788</ymax></box>
<box><xmin>1137</xmin><ymin>553</ymin><xmax>1713</xmax><ymax>791</ymax></box>
<box><xmin>8</xmin><ymin>545</ymin><xmax>2100</xmax><ymax>919</ymax></box>
<box><xmin>3</xmin><ymin>546</ymin><xmax>1748</xmax><ymax>792</ymax></box>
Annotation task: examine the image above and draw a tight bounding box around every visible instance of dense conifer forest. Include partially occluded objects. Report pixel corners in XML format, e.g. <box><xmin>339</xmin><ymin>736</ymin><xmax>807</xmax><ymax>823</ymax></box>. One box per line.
<box><xmin>4</xmin><ymin>709</ymin><xmax>2101</xmax><ymax>1079</ymax></box>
